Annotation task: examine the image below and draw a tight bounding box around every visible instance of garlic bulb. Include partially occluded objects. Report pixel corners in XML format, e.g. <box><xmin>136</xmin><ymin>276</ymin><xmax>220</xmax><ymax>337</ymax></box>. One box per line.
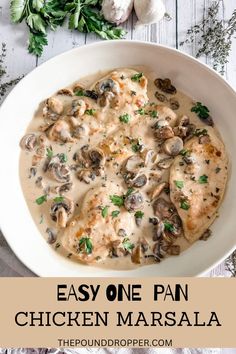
<box><xmin>134</xmin><ymin>0</ymin><xmax>166</xmax><ymax>25</ymax></box>
<box><xmin>101</xmin><ymin>0</ymin><xmax>134</xmax><ymax>25</ymax></box>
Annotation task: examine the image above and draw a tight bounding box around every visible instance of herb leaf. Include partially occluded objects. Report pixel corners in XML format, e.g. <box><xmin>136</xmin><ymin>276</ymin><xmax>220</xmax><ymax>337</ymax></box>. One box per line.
<box><xmin>135</xmin><ymin>211</ymin><xmax>144</xmax><ymax>219</ymax></box>
<box><xmin>35</xmin><ymin>194</ymin><xmax>47</xmax><ymax>205</ymax></box>
<box><xmin>131</xmin><ymin>72</ymin><xmax>143</xmax><ymax>82</ymax></box>
<box><xmin>10</xmin><ymin>0</ymin><xmax>26</xmax><ymax>23</ymax></box>
<box><xmin>180</xmin><ymin>200</ymin><xmax>190</xmax><ymax>210</ymax></box>
<box><xmin>46</xmin><ymin>147</ymin><xmax>53</xmax><ymax>158</ymax></box>
<box><xmin>110</xmin><ymin>195</ymin><xmax>124</xmax><ymax>207</ymax></box>
<box><xmin>199</xmin><ymin>175</ymin><xmax>208</xmax><ymax>184</ymax></box>
<box><xmin>78</xmin><ymin>237</ymin><xmax>93</xmax><ymax>254</ymax></box>
<box><xmin>174</xmin><ymin>180</ymin><xmax>184</xmax><ymax>189</ymax></box>
<box><xmin>164</xmin><ymin>221</ymin><xmax>175</xmax><ymax>232</ymax></box>
<box><xmin>101</xmin><ymin>206</ymin><xmax>109</xmax><ymax>218</ymax></box>
<box><xmin>122</xmin><ymin>238</ymin><xmax>134</xmax><ymax>253</ymax></box>
<box><xmin>28</xmin><ymin>32</ymin><xmax>48</xmax><ymax>57</ymax></box>
<box><xmin>111</xmin><ymin>210</ymin><xmax>120</xmax><ymax>218</ymax></box>
<box><xmin>85</xmin><ymin>108</ymin><xmax>96</xmax><ymax>116</ymax></box>
<box><xmin>191</xmin><ymin>102</ymin><xmax>210</xmax><ymax>119</ymax></box>
<box><xmin>119</xmin><ymin>113</ymin><xmax>131</xmax><ymax>124</ymax></box>
<box><xmin>53</xmin><ymin>196</ymin><xmax>64</xmax><ymax>203</ymax></box>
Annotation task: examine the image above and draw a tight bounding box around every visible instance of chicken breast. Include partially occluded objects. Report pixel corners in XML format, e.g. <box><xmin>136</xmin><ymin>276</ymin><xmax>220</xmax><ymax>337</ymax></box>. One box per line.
<box><xmin>62</xmin><ymin>182</ymin><xmax>135</xmax><ymax>263</ymax></box>
<box><xmin>169</xmin><ymin>128</ymin><xmax>228</xmax><ymax>243</ymax></box>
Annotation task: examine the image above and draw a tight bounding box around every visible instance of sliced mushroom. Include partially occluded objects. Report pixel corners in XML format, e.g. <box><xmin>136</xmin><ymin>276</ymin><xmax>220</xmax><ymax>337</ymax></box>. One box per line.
<box><xmin>124</xmin><ymin>192</ymin><xmax>144</xmax><ymax>212</ymax></box>
<box><xmin>111</xmin><ymin>240</ymin><xmax>127</xmax><ymax>257</ymax></box>
<box><xmin>98</xmin><ymin>91</ymin><xmax>115</xmax><ymax>107</ymax></box>
<box><xmin>48</xmin><ymin>156</ymin><xmax>71</xmax><ymax>183</ymax></box>
<box><xmin>157</xmin><ymin>157</ymin><xmax>174</xmax><ymax>169</ymax></box>
<box><xmin>155</xmin><ymin>125</ymin><xmax>174</xmax><ymax>140</ymax></box>
<box><xmin>57</xmin><ymin>88</ymin><xmax>74</xmax><ymax>96</ymax></box>
<box><xmin>199</xmin><ymin>135</ymin><xmax>211</xmax><ymax>144</ymax></box>
<box><xmin>153</xmin><ymin>220</ymin><xmax>165</xmax><ymax>241</ymax></box>
<box><xmin>153</xmin><ymin>240</ymin><xmax>168</xmax><ymax>259</ymax></box>
<box><xmin>77</xmin><ymin>169</ymin><xmax>96</xmax><ymax>184</ymax></box>
<box><xmin>35</xmin><ymin>176</ymin><xmax>44</xmax><ymax>189</ymax></box>
<box><xmin>149</xmin><ymin>182</ymin><xmax>168</xmax><ymax>201</ymax></box>
<box><xmin>29</xmin><ymin>167</ymin><xmax>37</xmax><ymax>178</ymax></box>
<box><xmin>123</xmin><ymin>155</ymin><xmax>144</xmax><ymax>173</ymax></box>
<box><xmin>154</xmin><ymin>78</ymin><xmax>177</xmax><ymax>95</ymax></box>
<box><xmin>48</xmin><ymin>120</ymin><xmax>73</xmax><ymax>143</ymax></box>
<box><xmin>153</xmin><ymin>198</ymin><xmax>175</xmax><ymax>219</ymax></box>
<box><xmin>131</xmin><ymin>244</ymin><xmax>142</xmax><ymax>264</ymax></box>
<box><xmin>118</xmin><ymin>229</ymin><xmax>127</xmax><ymax>237</ymax></box>
<box><xmin>59</xmin><ymin>183</ymin><xmax>73</xmax><ymax>194</ymax></box>
<box><xmin>169</xmin><ymin>98</ymin><xmax>180</xmax><ymax>110</ymax></box>
<box><xmin>167</xmin><ymin>244</ymin><xmax>180</xmax><ymax>255</ymax></box>
<box><xmin>127</xmin><ymin>173</ymin><xmax>148</xmax><ymax>188</ymax></box>
<box><xmin>47</xmin><ymin>96</ymin><xmax>64</xmax><ymax>115</ymax></box>
<box><xmin>141</xmin><ymin>149</ymin><xmax>155</xmax><ymax>166</ymax></box>
<box><xmin>20</xmin><ymin>133</ymin><xmax>37</xmax><ymax>151</ymax></box>
<box><xmin>96</xmin><ymin>79</ymin><xmax>120</xmax><ymax>95</ymax></box>
<box><xmin>73</xmin><ymin>124</ymin><xmax>90</xmax><ymax>139</ymax></box>
<box><xmin>155</xmin><ymin>91</ymin><xmax>167</xmax><ymax>102</ymax></box>
<box><xmin>38</xmin><ymin>134</ymin><xmax>47</xmax><ymax>147</ymax></box>
<box><xmin>71</xmin><ymin>99</ymin><xmax>86</xmax><ymax>117</ymax></box>
<box><xmin>163</xmin><ymin>137</ymin><xmax>184</xmax><ymax>156</ymax></box>
<box><xmin>200</xmin><ymin>229</ymin><xmax>212</xmax><ymax>241</ymax></box>
<box><xmin>46</xmin><ymin>227</ymin><xmax>57</xmax><ymax>244</ymax></box>
<box><xmin>50</xmin><ymin>197</ymin><xmax>74</xmax><ymax>228</ymax></box>
<box><xmin>89</xmin><ymin>148</ymin><xmax>105</xmax><ymax>168</ymax></box>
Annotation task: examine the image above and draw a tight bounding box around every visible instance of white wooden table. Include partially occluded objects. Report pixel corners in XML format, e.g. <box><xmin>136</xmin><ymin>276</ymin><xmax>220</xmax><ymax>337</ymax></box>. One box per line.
<box><xmin>0</xmin><ymin>0</ymin><xmax>235</xmax><ymax>276</ymax></box>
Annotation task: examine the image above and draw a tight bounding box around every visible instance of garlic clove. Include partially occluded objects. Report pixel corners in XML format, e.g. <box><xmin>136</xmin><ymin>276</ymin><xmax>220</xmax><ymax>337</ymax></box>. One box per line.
<box><xmin>101</xmin><ymin>0</ymin><xmax>134</xmax><ymax>25</ymax></box>
<box><xmin>134</xmin><ymin>0</ymin><xmax>166</xmax><ymax>26</ymax></box>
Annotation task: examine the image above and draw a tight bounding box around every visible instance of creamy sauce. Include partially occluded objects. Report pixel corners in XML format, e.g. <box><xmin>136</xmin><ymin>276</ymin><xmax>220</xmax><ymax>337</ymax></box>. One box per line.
<box><xmin>19</xmin><ymin>67</ymin><xmax>227</xmax><ymax>270</ymax></box>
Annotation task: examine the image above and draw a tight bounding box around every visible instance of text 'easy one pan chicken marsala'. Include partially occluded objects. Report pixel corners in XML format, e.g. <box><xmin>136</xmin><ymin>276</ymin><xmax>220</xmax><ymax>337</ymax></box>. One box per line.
<box><xmin>19</xmin><ymin>68</ymin><xmax>228</xmax><ymax>269</ymax></box>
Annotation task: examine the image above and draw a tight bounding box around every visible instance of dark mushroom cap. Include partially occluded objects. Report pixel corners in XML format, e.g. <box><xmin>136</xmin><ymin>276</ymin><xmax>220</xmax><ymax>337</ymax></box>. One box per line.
<box><xmin>163</xmin><ymin>136</ymin><xmax>184</xmax><ymax>156</ymax></box>
<box><xmin>153</xmin><ymin>198</ymin><xmax>175</xmax><ymax>219</ymax></box>
<box><xmin>124</xmin><ymin>192</ymin><xmax>144</xmax><ymax>212</ymax></box>
<box><xmin>20</xmin><ymin>133</ymin><xmax>37</xmax><ymax>151</ymax></box>
<box><xmin>50</xmin><ymin>198</ymin><xmax>74</xmax><ymax>222</ymax></box>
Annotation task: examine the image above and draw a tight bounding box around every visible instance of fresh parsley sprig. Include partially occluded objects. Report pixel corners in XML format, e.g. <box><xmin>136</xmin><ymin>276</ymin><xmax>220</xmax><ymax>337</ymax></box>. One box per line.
<box><xmin>10</xmin><ymin>0</ymin><xmax>126</xmax><ymax>57</ymax></box>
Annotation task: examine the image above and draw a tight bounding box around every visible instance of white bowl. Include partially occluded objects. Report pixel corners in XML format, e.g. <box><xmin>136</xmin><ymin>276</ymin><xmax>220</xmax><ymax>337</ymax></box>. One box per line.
<box><xmin>0</xmin><ymin>41</ymin><xmax>235</xmax><ymax>277</ymax></box>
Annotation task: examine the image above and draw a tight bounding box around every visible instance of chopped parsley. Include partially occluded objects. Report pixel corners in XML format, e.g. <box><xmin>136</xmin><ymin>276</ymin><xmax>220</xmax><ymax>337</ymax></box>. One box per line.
<box><xmin>101</xmin><ymin>206</ymin><xmax>109</xmax><ymax>218</ymax></box>
<box><xmin>174</xmin><ymin>180</ymin><xmax>184</xmax><ymax>189</ymax></box>
<box><xmin>46</xmin><ymin>147</ymin><xmax>53</xmax><ymax>158</ymax></box>
<box><xmin>111</xmin><ymin>210</ymin><xmax>120</xmax><ymax>218</ymax></box>
<box><xmin>122</xmin><ymin>238</ymin><xmax>135</xmax><ymax>253</ymax></box>
<box><xmin>191</xmin><ymin>102</ymin><xmax>210</xmax><ymax>119</ymax></box>
<box><xmin>125</xmin><ymin>188</ymin><xmax>134</xmax><ymax>197</ymax></box>
<box><xmin>110</xmin><ymin>189</ymin><xmax>134</xmax><ymax>207</ymax></box>
<box><xmin>194</xmin><ymin>128</ymin><xmax>208</xmax><ymax>137</ymax></box>
<box><xmin>131</xmin><ymin>139</ymin><xmax>143</xmax><ymax>153</ymax></box>
<box><xmin>164</xmin><ymin>221</ymin><xmax>175</xmax><ymax>233</ymax></box>
<box><xmin>110</xmin><ymin>195</ymin><xmax>124</xmax><ymax>207</ymax></box>
<box><xmin>199</xmin><ymin>175</ymin><xmax>208</xmax><ymax>184</ymax></box>
<box><xmin>180</xmin><ymin>149</ymin><xmax>190</xmax><ymax>156</ymax></box>
<box><xmin>78</xmin><ymin>237</ymin><xmax>93</xmax><ymax>254</ymax></box>
<box><xmin>135</xmin><ymin>108</ymin><xmax>146</xmax><ymax>115</ymax></box>
<box><xmin>180</xmin><ymin>200</ymin><xmax>190</xmax><ymax>210</ymax></box>
<box><xmin>59</xmin><ymin>153</ymin><xmax>67</xmax><ymax>163</ymax></box>
<box><xmin>75</xmin><ymin>89</ymin><xmax>84</xmax><ymax>96</ymax></box>
<box><xmin>85</xmin><ymin>109</ymin><xmax>96</xmax><ymax>116</ymax></box>
<box><xmin>53</xmin><ymin>196</ymin><xmax>64</xmax><ymax>203</ymax></box>
<box><xmin>119</xmin><ymin>113</ymin><xmax>131</xmax><ymax>124</ymax></box>
<box><xmin>149</xmin><ymin>110</ymin><xmax>158</xmax><ymax>118</ymax></box>
<box><xmin>35</xmin><ymin>195</ymin><xmax>47</xmax><ymax>205</ymax></box>
<box><xmin>131</xmin><ymin>72</ymin><xmax>143</xmax><ymax>82</ymax></box>
<box><xmin>135</xmin><ymin>211</ymin><xmax>144</xmax><ymax>219</ymax></box>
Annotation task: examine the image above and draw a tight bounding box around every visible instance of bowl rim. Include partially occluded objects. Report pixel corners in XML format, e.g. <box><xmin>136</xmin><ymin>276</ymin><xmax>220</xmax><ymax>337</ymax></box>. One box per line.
<box><xmin>0</xmin><ymin>39</ymin><xmax>236</xmax><ymax>277</ymax></box>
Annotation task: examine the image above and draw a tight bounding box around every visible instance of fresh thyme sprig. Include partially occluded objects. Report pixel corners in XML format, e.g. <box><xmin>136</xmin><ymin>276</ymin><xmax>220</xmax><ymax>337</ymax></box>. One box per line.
<box><xmin>225</xmin><ymin>250</ymin><xmax>236</xmax><ymax>277</ymax></box>
<box><xmin>180</xmin><ymin>0</ymin><xmax>236</xmax><ymax>74</ymax></box>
